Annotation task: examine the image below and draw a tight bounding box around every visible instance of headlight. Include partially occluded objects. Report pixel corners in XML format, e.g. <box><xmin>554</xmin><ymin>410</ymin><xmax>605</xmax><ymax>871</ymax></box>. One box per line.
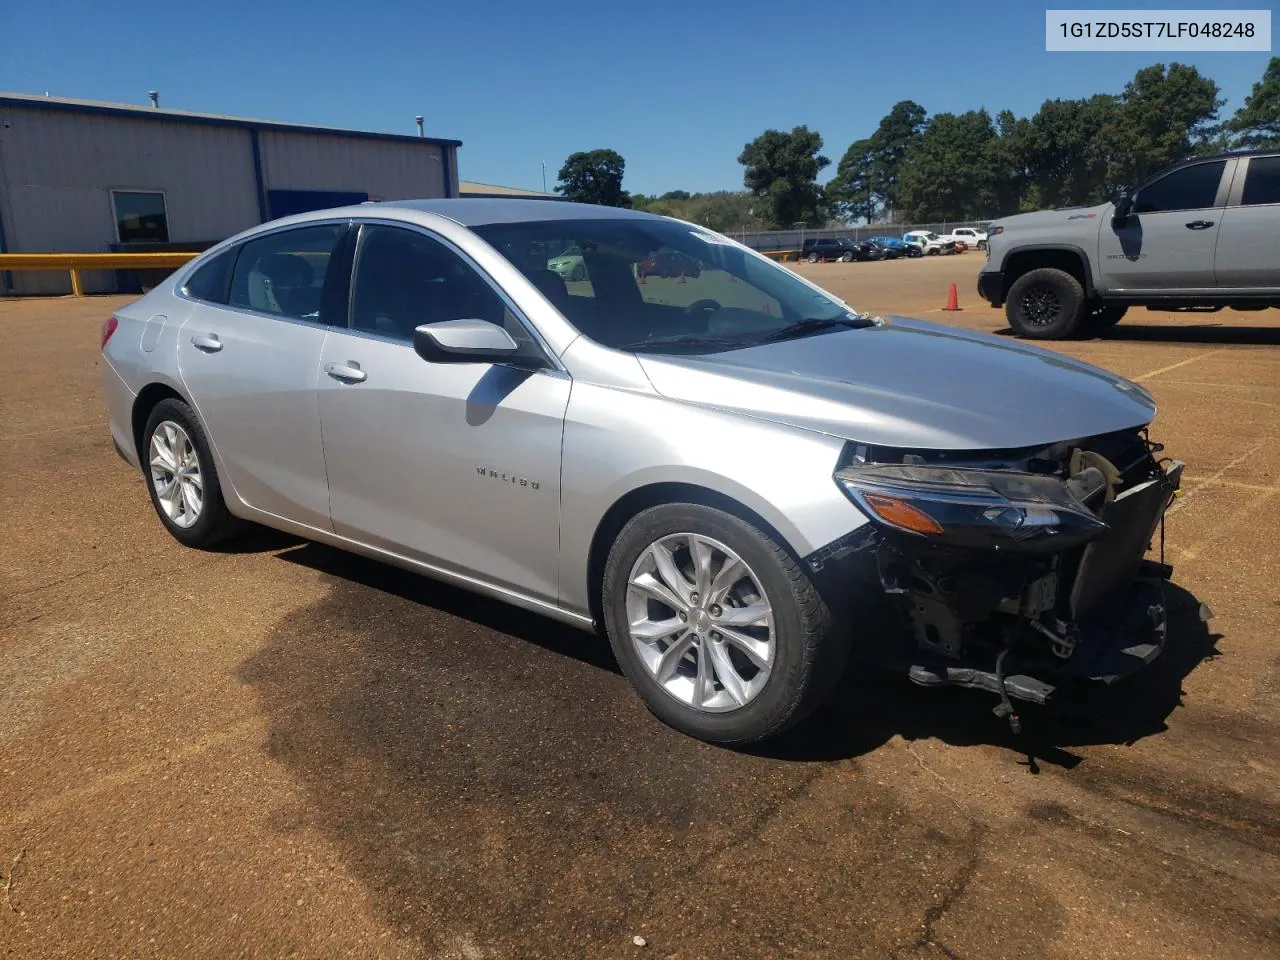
<box><xmin>835</xmin><ymin>463</ymin><xmax>1108</xmax><ymax>553</ymax></box>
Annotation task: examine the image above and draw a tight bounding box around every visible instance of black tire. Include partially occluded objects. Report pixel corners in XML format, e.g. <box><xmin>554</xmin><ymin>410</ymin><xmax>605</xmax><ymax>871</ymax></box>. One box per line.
<box><xmin>1006</xmin><ymin>267</ymin><xmax>1086</xmax><ymax>339</ymax></box>
<box><xmin>570</xmin><ymin>263</ymin><xmax>586</xmax><ymax>282</ymax></box>
<box><xmin>807</xmin><ymin>252</ymin><xmax>819</xmax><ymax>263</ymax></box>
<box><xmin>1084</xmin><ymin>302</ymin><xmax>1128</xmax><ymax>331</ymax></box>
<box><xmin>601</xmin><ymin>503</ymin><xmax>847</xmax><ymax>744</ymax></box>
<box><xmin>977</xmin><ymin>240</ymin><xmax>987</xmax><ymax>251</ymax></box>
<box><xmin>840</xmin><ymin>251</ymin><xmax>853</xmax><ymax>262</ymax></box>
<box><xmin>141</xmin><ymin>397</ymin><xmax>238</xmax><ymax>548</ymax></box>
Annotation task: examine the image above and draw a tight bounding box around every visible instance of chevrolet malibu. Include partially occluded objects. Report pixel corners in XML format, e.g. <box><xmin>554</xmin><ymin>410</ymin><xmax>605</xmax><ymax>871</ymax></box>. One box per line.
<box><xmin>100</xmin><ymin>200</ymin><xmax>1184</xmax><ymax>745</ymax></box>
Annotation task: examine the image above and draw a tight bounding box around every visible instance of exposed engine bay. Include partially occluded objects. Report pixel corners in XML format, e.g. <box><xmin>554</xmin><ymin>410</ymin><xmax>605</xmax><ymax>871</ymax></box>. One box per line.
<box><xmin>819</xmin><ymin>427</ymin><xmax>1193</xmax><ymax>728</ymax></box>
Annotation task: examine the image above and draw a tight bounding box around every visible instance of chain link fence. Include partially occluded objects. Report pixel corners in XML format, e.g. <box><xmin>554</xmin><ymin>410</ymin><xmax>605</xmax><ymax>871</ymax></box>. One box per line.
<box><xmin>730</xmin><ymin>220</ymin><xmax>996</xmax><ymax>251</ymax></box>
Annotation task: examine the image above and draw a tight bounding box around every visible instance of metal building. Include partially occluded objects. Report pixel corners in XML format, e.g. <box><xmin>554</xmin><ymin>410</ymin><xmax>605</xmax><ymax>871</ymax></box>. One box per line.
<box><xmin>0</xmin><ymin>92</ymin><xmax>461</xmax><ymax>294</ymax></box>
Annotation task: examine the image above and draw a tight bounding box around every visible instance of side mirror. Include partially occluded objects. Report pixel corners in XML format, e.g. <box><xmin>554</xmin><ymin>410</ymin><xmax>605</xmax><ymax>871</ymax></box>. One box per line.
<box><xmin>412</xmin><ymin>319</ymin><xmax>542</xmax><ymax>368</ymax></box>
<box><xmin>1111</xmin><ymin>193</ymin><xmax>1134</xmax><ymax>226</ymax></box>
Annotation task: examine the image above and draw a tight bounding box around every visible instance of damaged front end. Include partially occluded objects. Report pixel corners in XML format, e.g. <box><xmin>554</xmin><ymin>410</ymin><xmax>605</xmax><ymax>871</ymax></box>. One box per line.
<box><xmin>823</xmin><ymin>428</ymin><xmax>1189</xmax><ymax>728</ymax></box>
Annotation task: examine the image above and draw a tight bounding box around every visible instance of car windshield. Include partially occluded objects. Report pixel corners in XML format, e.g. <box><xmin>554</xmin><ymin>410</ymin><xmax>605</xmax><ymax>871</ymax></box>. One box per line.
<box><xmin>473</xmin><ymin>217</ymin><xmax>868</xmax><ymax>353</ymax></box>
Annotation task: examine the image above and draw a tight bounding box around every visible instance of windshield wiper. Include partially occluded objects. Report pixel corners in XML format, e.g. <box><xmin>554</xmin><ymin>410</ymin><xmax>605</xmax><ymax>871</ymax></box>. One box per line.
<box><xmin>752</xmin><ymin>315</ymin><xmax>874</xmax><ymax>345</ymax></box>
<box><xmin>619</xmin><ymin>334</ymin><xmax>751</xmax><ymax>353</ymax></box>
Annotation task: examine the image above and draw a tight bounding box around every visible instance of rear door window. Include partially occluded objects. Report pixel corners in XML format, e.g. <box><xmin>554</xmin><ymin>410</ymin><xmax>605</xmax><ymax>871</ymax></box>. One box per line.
<box><xmin>228</xmin><ymin>224</ymin><xmax>345</xmax><ymax>323</ymax></box>
<box><xmin>1241</xmin><ymin>156</ymin><xmax>1280</xmax><ymax>206</ymax></box>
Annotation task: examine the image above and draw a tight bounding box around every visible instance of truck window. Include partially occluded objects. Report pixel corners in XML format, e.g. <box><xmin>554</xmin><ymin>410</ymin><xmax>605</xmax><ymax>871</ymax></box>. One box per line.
<box><xmin>1134</xmin><ymin>161</ymin><xmax>1226</xmax><ymax>213</ymax></box>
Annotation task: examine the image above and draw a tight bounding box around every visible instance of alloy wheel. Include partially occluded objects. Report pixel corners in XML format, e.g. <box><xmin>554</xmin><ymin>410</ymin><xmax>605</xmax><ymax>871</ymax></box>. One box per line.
<box><xmin>625</xmin><ymin>533</ymin><xmax>775</xmax><ymax>713</ymax></box>
<box><xmin>149</xmin><ymin>420</ymin><xmax>203</xmax><ymax>528</ymax></box>
<box><xmin>1020</xmin><ymin>285</ymin><xmax>1062</xmax><ymax>326</ymax></box>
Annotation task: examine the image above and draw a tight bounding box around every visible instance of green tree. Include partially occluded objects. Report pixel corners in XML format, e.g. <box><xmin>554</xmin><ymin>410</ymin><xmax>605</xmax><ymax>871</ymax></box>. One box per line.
<box><xmin>867</xmin><ymin>100</ymin><xmax>927</xmax><ymax>216</ymax></box>
<box><xmin>1098</xmin><ymin>63</ymin><xmax>1223</xmax><ymax>190</ymax></box>
<box><xmin>737</xmin><ymin>126</ymin><xmax>830</xmax><ymax>228</ymax></box>
<box><xmin>1226</xmin><ymin>56</ymin><xmax>1280</xmax><ymax>148</ymax></box>
<box><xmin>827</xmin><ymin>138</ymin><xmax>878</xmax><ymax>222</ymax></box>
<box><xmin>896</xmin><ymin>110</ymin><xmax>999</xmax><ymax>221</ymax></box>
<box><xmin>555</xmin><ymin>149</ymin><xmax>632</xmax><ymax>207</ymax></box>
<box><xmin>1022</xmin><ymin>94</ymin><xmax>1120</xmax><ymax>209</ymax></box>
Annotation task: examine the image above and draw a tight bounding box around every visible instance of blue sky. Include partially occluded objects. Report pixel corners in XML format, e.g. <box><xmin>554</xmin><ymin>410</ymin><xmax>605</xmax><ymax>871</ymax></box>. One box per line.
<box><xmin>2</xmin><ymin>0</ymin><xmax>1272</xmax><ymax>195</ymax></box>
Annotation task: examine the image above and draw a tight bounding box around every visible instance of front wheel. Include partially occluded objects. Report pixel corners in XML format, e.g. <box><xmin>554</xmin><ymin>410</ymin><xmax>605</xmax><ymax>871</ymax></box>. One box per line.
<box><xmin>840</xmin><ymin>251</ymin><xmax>853</xmax><ymax>262</ymax></box>
<box><xmin>1006</xmin><ymin>267</ymin><xmax>1086</xmax><ymax>339</ymax></box>
<box><xmin>570</xmin><ymin>263</ymin><xmax>586</xmax><ymax>282</ymax></box>
<box><xmin>977</xmin><ymin>240</ymin><xmax>987</xmax><ymax>251</ymax></box>
<box><xmin>602</xmin><ymin>504</ymin><xmax>846</xmax><ymax>744</ymax></box>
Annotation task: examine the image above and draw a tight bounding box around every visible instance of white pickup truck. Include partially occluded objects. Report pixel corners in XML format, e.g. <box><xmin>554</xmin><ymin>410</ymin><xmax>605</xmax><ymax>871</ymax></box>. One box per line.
<box><xmin>903</xmin><ymin>230</ymin><xmax>957</xmax><ymax>255</ymax></box>
<box><xmin>948</xmin><ymin>226</ymin><xmax>988</xmax><ymax>250</ymax></box>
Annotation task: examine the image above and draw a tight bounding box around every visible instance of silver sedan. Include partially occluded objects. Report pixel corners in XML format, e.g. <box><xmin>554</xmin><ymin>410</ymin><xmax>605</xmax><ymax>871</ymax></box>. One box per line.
<box><xmin>100</xmin><ymin>200</ymin><xmax>1184</xmax><ymax>744</ymax></box>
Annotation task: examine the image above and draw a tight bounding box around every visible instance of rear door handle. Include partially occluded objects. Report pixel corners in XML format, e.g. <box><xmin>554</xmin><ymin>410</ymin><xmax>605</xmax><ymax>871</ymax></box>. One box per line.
<box><xmin>190</xmin><ymin>334</ymin><xmax>223</xmax><ymax>353</ymax></box>
<box><xmin>324</xmin><ymin>361</ymin><xmax>367</xmax><ymax>383</ymax></box>
<box><xmin>1185</xmin><ymin>220</ymin><xmax>1215</xmax><ymax>230</ymax></box>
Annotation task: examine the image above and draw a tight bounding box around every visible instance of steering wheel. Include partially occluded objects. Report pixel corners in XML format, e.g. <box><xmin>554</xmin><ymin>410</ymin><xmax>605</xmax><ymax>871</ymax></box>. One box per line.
<box><xmin>684</xmin><ymin>298</ymin><xmax>722</xmax><ymax>316</ymax></box>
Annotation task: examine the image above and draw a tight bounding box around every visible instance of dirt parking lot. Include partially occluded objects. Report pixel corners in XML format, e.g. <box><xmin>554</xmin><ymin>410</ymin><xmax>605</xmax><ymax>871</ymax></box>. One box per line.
<box><xmin>2</xmin><ymin>254</ymin><xmax>1277</xmax><ymax>959</ymax></box>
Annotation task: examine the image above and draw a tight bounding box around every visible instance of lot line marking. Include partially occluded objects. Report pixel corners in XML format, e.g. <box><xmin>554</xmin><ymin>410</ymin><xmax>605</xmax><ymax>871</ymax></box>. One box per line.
<box><xmin>1169</xmin><ymin>443</ymin><xmax>1265</xmax><ymax>516</ymax></box>
<box><xmin>1176</xmin><ymin>488</ymin><xmax>1277</xmax><ymax>563</ymax></box>
<box><xmin>7</xmin><ymin>717</ymin><xmax>263</xmax><ymax>827</ymax></box>
<box><xmin>1178</xmin><ymin>475</ymin><xmax>1280</xmax><ymax>495</ymax></box>
<box><xmin>1134</xmin><ymin>348</ymin><xmax>1228</xmax><ymax>383</ymax></box>
<box><xmin>0</xmin><ymin>422</ymin><xmax>98</xmax><ymax>440</ymax></box>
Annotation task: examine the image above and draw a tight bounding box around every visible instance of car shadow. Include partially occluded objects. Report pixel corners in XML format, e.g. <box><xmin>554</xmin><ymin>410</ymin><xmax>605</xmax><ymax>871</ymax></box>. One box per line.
<box><xmin>755</xmin><ymin>580</ymin><xmax>1220</xmax><ymax>771</ymax></box>
<box><xmin>257</xmin><ymin>541</ymin><xmax>1217</xmax><ymax>772</ymax></box>
<box><xmin>994</xmin><ymin>323</ymin><xmax>1280</xmax><ymax>346</ymax></box>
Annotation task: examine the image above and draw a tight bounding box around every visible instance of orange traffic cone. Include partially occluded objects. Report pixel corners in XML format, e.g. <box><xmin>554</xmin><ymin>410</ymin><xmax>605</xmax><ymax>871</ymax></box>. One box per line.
<box><xmin>943</xmin><ymin>283</ymin><xmax>960</xmax><ymax>311</ymax></box>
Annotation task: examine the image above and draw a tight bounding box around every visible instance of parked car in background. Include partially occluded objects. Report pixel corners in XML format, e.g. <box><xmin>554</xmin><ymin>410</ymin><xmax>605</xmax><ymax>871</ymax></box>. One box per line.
<box><xmin>951</xmin><ymin>227</ymin><xmax>989</xmax><ymax>250</ymax></box>
<box><xmin>979</xmin><ymin>149</ymin><xmax>1280</xmax><ymax>339</ymax></box>
<box><xmin>547</xmin><ymin>245</ymin><xmax>587</xmax><ymax>281</ymax></box>
<box><xmin>801</xmin><ymin>237</ymin><xmax>875</xmax><ymax>262</ymax></box>
<box><xmin>637</xmin><ymin>250</ymin><xmax>702</xmax><ymax>279</ymax></box>
<box><xmin>903</xmin><ymin>231</ymin><xmax>957</xmax><ymax>256</ymax></box>
<box><xmin>869</xmin><ymin>236</ymin><xmax>921</xmax><ymax>258</ymax></box>
<box><xmin>101</xmin><ymin>198</ymin><xmax>1185</xmax><ymax>747</ymax></box>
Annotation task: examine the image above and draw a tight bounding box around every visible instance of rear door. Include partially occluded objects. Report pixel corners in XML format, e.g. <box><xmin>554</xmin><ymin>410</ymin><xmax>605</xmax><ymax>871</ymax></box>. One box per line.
<box><xmin>1215</xmin><ymin>154</ymin><xmax>1280</xmax><ymax>289</ymax></box>
<box><xmin>1098</xmin><ymin>159</ymin><xmax>1230</xmax><ymax>291</ymax></box>
<box><xmin>177</xmin><ymin>221</ymin><xmax>350</xmax><ymax>529</ymax></box>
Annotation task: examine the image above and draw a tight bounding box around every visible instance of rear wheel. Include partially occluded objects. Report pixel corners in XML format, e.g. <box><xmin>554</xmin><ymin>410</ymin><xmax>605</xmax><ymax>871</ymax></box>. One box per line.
<box><xmin>1006</xmin><ymin>267</ymin><xmax>1086</xmax><ymax>339</ymax></box>
<box><xmin>142</xmin><ymin>398</ymin><xmax>237</xmax><ymax>548</ymax></box>
<box><xmin>807</xmin><ymin>252</ymin><xmax>819</xmax><ymax>263</ymax></box>
<box><xmin>602</xmin><ymin>503</ymin><xmax>846</xmax><ymax>744</ymax></box>
<box><xmin>570</xmin><ymin>263</ymin><xmax>586</xmax><ymax>282</ymax></box>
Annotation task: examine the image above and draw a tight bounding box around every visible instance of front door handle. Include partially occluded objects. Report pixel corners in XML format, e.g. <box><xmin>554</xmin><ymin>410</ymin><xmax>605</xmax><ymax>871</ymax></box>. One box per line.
<box><xmin>190</xmin><ymin>334</ymin><xmax>223</xmax><ymax>353</ymax></box>
<box><xmin>1185</xmin><ymin>220</ymin><xmax>1215</xmax><ymax>230</ymax></box>
<box><xmin>324</xmin><ymin>361</ymin><xmax>367</xmax><ymax>383</ymax></box>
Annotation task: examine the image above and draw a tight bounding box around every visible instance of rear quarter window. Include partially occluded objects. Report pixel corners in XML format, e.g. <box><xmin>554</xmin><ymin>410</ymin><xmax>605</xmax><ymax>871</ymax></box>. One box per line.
<box><xmin>182</xmin><ymin>246</ymin><xmax>238</xmax><ymax>304</ymax></box>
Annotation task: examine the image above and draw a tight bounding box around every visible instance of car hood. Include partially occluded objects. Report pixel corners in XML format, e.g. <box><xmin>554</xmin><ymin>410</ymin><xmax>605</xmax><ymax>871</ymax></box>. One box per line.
<box><xmin>993</xmin><ymin>201</ymin><xmax>1111</xmax><ymax>231</ymax></box>
<box><xmin>635</xmin><ymin>316</ymin><xmax>1156</xmax><ymax>450</ymax></box>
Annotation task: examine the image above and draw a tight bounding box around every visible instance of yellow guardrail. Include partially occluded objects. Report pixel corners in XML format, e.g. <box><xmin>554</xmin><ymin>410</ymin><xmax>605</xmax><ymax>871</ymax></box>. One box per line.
<box><xmin>759</xmin><ymin>249</ymin><xmax>800</xmax><ymax>262</ymax></box>
<box><xmin>0</xmin><ymin>252</ymin><xmax>199</xmax><ymax>296</ymax></box>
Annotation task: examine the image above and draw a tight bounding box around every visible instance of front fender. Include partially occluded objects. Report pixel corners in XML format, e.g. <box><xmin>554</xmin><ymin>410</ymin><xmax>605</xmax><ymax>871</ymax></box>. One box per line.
<box><xmin>557</xmin><ymin>381</ymin><xmax>871</xmax><ymax>616</ymax></box>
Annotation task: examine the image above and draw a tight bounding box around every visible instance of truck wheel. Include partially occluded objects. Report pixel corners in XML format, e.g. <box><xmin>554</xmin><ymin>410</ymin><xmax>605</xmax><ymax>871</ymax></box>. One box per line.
<box><xmin>1006</xmin><ymin>268</ymin><xmax>1085</xmax><ymax>339</ymax></box>
<box><xmin>1085</xmin><ymin>303</ymin><xmax>1128</xmax><ymax>331</ymax></box>
<box><xmin>807</xmin><ymin>252</ymin><xmax>819</xmax><ymax>263</ymax></box>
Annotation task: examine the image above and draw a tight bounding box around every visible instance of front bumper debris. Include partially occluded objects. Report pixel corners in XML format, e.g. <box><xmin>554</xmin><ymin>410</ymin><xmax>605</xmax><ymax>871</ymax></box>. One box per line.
<box><xmin>825</xmin><ymin>429</ymin><xmax>1189</xmax><ymax>719</ymax></box>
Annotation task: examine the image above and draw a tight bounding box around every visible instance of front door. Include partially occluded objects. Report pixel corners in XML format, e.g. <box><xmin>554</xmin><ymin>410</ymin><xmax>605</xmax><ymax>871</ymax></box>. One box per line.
<box><xmin>1098</xmin><ymin>158</ymin><xmax>1230</xmax><ymax>292</ymax></box>
<box><xmin>177</xmin><ymin>221</ymin><xmax>349</xmax><ymax>529</ymax></box>
<box><xmin>317</xmin><ymin>222</ymin><xmax>570</xmax><ymax>603</ymax></box>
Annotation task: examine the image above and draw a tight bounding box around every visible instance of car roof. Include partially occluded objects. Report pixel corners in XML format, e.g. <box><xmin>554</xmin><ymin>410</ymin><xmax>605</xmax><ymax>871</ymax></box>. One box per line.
<box><xmin>366</xmin><ymin>198</ymin><xmax>661</xmax><ymax>227</ymax></box>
